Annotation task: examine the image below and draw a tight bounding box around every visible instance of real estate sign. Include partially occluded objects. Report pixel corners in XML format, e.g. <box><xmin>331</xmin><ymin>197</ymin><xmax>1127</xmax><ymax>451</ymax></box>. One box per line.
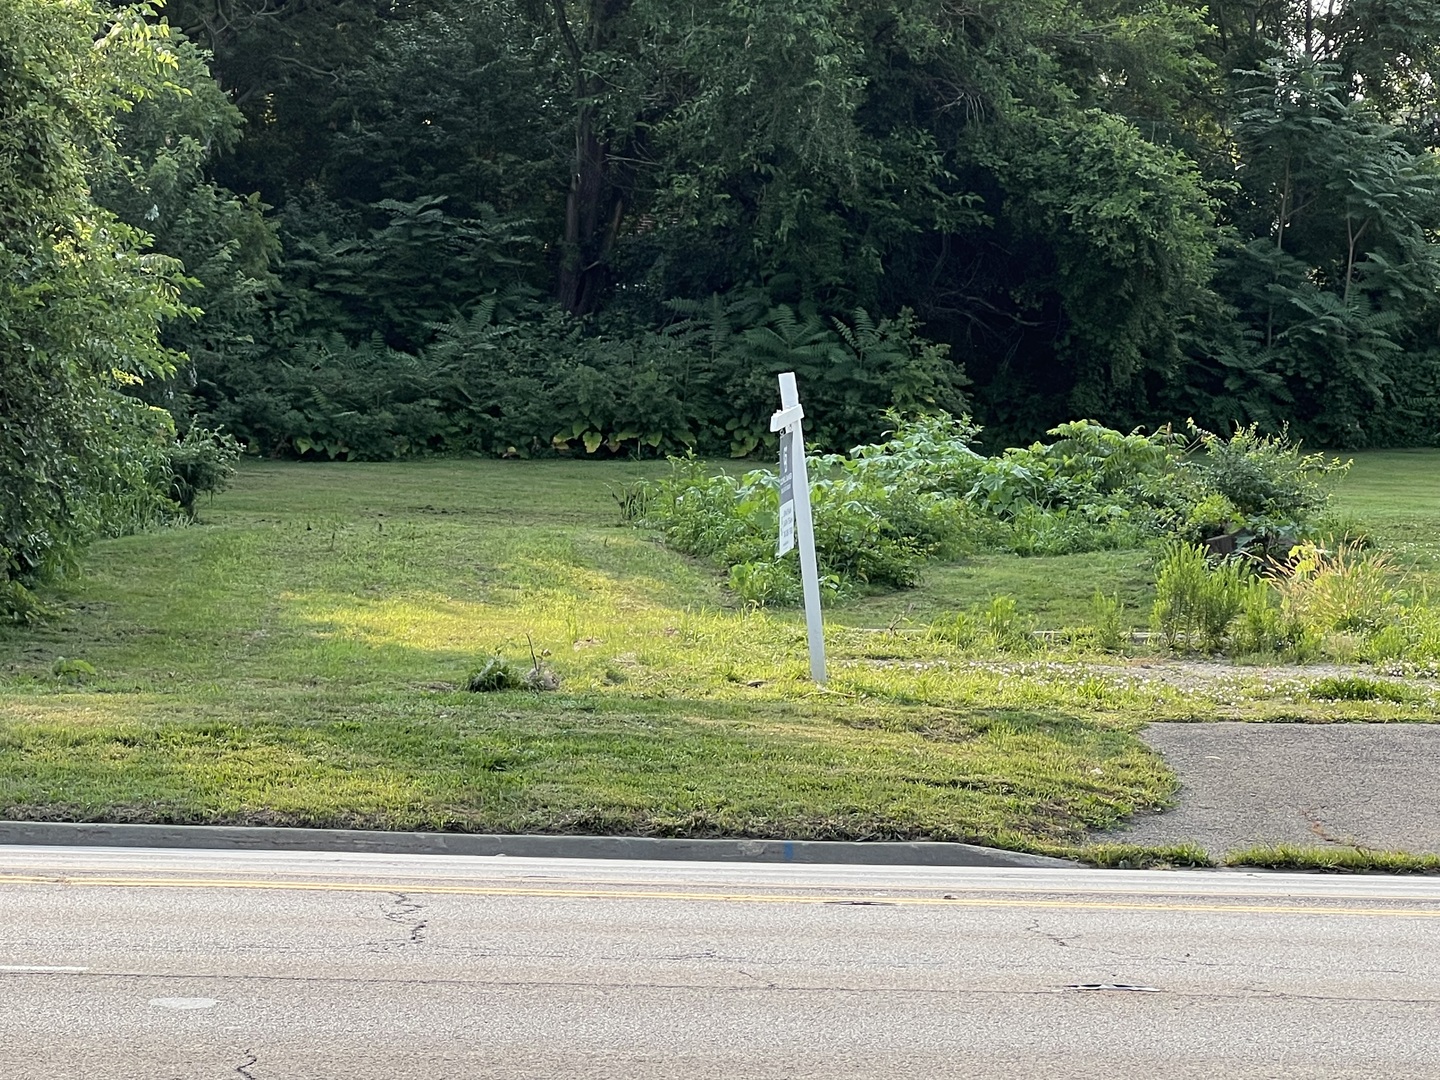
<box><xmin>769</xmin><ymin>372</ymin><xmax>826</xmax><ymax>684</ymax></box>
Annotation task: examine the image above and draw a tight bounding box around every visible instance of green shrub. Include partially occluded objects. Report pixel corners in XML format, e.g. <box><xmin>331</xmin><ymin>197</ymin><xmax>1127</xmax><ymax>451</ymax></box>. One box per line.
<box><xmin>845</xmin><ymin>411</ymin><xmax>986</xmax><ymax>494</ymax></box>
<box><xmin>646</xmin><ymin>444</ymin><xmax>974</xmax><ymax>598</ymax></box>
<box><xmin>728</xmin><ymin>561</ymin><xmax>802</xmax><ymax>608</ymax></box>
<box><xmin>168</xmin><ymin>425</ymin><xmax>241</xmax><ymax>518</ymax></box>
<box><xmin>965</xmin><ymin>421</ymin><xmax>1179</xmax><ymax>531</ymax></box>
<box><xmin>1173</xmin><ymin>423</ymin><xmax>1350</xmax><ymax>555</ymax></box>
<box><xmin>1151</xmin><ymin>543</ymin><xmax>1210</xmax><ymax>648</ymax></box>
<box><xmin>1185</xmin><ymin>422</ymin><xmax>1347</xmax><ymax>523</ymax></box>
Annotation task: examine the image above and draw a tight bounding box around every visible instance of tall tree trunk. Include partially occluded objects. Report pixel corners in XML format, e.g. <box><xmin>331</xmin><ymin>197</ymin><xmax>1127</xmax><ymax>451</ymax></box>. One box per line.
<box><xmin>558</xmin><ymin>106</ymin><xmax>623</xmax><ymax>315</ymax></box>
<box><xmin>552</xmin><ymin>0</ymin><xmax>626</xmax><ymax>316</ymax></box>
<box><xmin>1344</xmin><ymin>215</ymin><xmax>1369</xmax><ymax>303</ymax></box>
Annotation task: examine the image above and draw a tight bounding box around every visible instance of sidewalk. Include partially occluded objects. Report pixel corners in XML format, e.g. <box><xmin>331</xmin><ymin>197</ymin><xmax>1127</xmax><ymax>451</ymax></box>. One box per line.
<box><xmin>1101</xmin><ymin>721</ymin><xmax>1440</xmax><ymax>856</ymax></box>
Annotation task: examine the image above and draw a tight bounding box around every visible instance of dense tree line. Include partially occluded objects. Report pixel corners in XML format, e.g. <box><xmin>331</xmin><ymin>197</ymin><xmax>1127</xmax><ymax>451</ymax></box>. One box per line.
<box><xmin>5</xmin><ymin>2</ymin><xmax>1439</xmax><ymax>604</ymax></box>
<box><xmin>47</xmin><ymin>0</ymin><xmax>1427</xmax><ymax>459</ymax></box>
<box><xmin>130</xmin><ymin>0</ymin><xmax>1437</xmax><ymax>456</ymax></box>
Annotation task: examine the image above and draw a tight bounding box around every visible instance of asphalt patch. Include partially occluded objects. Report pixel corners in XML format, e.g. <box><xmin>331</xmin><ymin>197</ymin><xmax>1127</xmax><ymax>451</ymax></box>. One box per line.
<box><xmin>1103</xmin><ymin>722</ymin><xmax>1440</xmax><ymax>856</ymax></box>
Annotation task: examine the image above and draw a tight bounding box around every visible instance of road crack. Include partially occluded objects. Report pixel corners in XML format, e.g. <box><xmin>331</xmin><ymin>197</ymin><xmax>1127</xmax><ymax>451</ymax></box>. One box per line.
<box><xmin>235</xmin><ymin>1051</ymin><xmax>258</xmax><ymax>1079</ymax></box>
<box><xmin>737</xmin><ymin>968</ymin><xmax>778</xmax><ymax>989</ymax></box>
<box><xmin>382</xmin><ymin>893</ymin><xmax>428</xmax><ymax>944</ymax></box>
<box><xmin>1025</xmin><ymin>918</ymin><xmax>1069</xmax><ymax>948</ymax></box>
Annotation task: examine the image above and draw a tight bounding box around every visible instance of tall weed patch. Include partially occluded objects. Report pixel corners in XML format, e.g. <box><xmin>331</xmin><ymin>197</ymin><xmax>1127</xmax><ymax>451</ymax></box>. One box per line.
<box><xmin>1143</xmin><ymin>536</ymin><xmax>1440</xmax><ymax>665</ymax></box>
<box><xmin>1151</xmin><ymin>543</ymin><xmax>1247</xmax><ymax>651</ymax></box>
<box><xmin>642</xmin><ymin>413</ymin><xmax>1350</xmax><ymax>605</ymax></box>
<box><xmin>1276</xmin><ymin>542</ymin><xmax>1400</xmax><ymax>635</ymax></box>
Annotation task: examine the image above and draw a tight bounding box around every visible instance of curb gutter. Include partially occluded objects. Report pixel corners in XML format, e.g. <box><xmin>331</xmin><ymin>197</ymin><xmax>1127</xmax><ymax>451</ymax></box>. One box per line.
<box><xmin>0</xmin><ymin>822</ymin><xmax>1074</xmax><ymax>869</ymax></box>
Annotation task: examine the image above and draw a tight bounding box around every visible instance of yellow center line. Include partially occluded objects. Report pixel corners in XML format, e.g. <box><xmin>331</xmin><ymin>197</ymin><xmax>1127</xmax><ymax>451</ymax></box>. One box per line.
<box><xmin>0</xmin><ymin>874</ymin><xmax>1436</xmax><ymax>918</ymax></box>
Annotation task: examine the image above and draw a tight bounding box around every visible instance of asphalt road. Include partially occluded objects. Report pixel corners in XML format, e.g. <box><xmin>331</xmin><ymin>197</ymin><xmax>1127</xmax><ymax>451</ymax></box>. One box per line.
<box><xmin>1106</xmin><ymin>721</ymin><xmax>1440</xmax><ymax>856</ymax></box>
<box><xmin>2</xmin><ymin>847</ymin><xmax>1439</xmax><ymax>1079</ymax></box>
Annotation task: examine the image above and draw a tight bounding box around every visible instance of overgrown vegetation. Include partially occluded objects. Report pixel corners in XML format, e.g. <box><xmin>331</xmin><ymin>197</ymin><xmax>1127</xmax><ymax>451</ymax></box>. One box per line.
<box><xmin>638</xmin><ymin>417</ymin><xmax>1440</xmax><ymax>671</ymax></box>
<box><xmin>642</xmin><ymin>414</ymin><xmax>1348</xmax><ymax>604</ymax></box>
<box><xmin>202</xmin><ymin>302</ymin><xmax>963</xmax><ymax>461</ymax></box>
<box><xmin>1148</xmin><ymin>540</ymin><xmax>1440</xmax><ymax>664</ymax></box>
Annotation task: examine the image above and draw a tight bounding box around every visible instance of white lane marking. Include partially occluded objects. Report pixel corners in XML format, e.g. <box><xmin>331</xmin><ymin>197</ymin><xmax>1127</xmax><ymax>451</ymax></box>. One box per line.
<box><xmin>0</xmin><ymin>965</ymin><xmax>89</xmax><ymax>973</ymax></box>
<box><xmin>149</xmin><ymin>998</ymin><xmax>218</xmax><ymax>1010</ymax></box>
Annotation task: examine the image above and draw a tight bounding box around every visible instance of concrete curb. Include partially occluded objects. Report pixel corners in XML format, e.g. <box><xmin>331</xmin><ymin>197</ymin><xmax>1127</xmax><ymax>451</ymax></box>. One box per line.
<box><xmin>0</xmin><ymin>822</ymin><xmax>1075</xmax><ymax>868</ymax></box>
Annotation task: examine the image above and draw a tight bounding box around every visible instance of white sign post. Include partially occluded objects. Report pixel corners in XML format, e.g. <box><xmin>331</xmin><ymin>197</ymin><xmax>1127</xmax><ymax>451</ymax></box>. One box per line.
<box><xmin>770</xmin><ymin>372</ymin><xmax>826</xmax><ymax>684</ymax></box>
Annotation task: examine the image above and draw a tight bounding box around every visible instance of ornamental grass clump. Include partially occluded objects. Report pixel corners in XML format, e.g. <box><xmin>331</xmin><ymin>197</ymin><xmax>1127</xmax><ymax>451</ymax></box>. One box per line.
<box><xmin>1275</xmin><ymin>542</ymin><xmax>1400</xmax><ymax>636</ymax></box>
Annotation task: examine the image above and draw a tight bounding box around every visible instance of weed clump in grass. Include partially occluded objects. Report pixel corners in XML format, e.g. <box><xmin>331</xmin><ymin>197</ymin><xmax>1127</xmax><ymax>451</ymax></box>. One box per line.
<box><xmin>1306</xmin><ymin>676</ymin><xmax>1412</xmax><ymax>703</ymax></box>
<box><xmin>984</xmin><ymin>595</ymin><xmax>1032</xmax><ymax>652</ymax></box>
<box><xmin>1088</xmin><ymin>590</ymin><xmax>1127</xmax><ymax>652</ymax></box>
<box><xmin>924</xmin><ymin>596</ymin><xmax>1033</xmax><ymax>652</ymax></box>
<box><xmin>521</xmin><ymin>664</ymin><xmax>561</xmax><ymax>691</ymax></box>
<box><xmin>467</xmin><ymin>656</ymin><xmax>523</xmax><ymax>692</ymax></box>
<box><xmin>50</xmin><ymin>657</ymin><xmax>97</xmax><ymax>683</ymax></box>
<box><xmin>468</xmin><ymin>640</ymin><xmax>561</xmax><ymax>693</ymax></box>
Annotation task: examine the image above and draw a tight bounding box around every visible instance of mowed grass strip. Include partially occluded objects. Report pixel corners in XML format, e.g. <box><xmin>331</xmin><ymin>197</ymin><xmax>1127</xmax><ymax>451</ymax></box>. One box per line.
<box><xmin>1</xmin><ymin>452</ymin><xmax>1437</xmax><ymax>852</ymax></box>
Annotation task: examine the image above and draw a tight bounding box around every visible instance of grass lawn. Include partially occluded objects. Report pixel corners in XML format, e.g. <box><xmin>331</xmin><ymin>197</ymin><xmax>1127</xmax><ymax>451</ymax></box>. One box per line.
<box><xmin>1</xmin><ymin>450</ymin><xmax>1438</xmax><ymax>858</ymax></box>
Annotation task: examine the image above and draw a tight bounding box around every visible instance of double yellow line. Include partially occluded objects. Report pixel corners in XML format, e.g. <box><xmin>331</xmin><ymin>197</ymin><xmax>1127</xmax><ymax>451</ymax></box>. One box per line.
<box><xmin>0</xmin><ymin>873</ymin><xmax>1437</xmax><ymax>919</ymax></box>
